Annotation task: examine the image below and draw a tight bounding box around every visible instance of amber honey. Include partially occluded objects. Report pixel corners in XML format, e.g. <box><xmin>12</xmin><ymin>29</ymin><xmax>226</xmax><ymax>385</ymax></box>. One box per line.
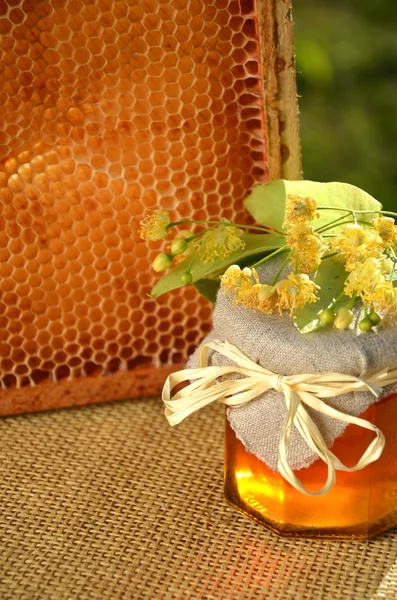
<box><xmin>225</xmin><ymin>394</ymin><xmax>397</xmax><ymax>539</ymax></box>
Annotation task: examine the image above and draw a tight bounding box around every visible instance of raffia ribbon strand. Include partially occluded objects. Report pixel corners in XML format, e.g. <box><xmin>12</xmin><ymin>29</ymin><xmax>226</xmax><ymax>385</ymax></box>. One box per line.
<box><xmin>162</xmin><ymin>340</ymin><xmax>397</xmax><ymax>496</ymax></box>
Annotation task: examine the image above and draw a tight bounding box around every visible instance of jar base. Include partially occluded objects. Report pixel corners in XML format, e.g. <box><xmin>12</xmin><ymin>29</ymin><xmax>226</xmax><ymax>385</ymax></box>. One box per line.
<box><xmin>224</xmin><ymin>489</ymin><xmax>397</xmax><ymax>540</ymax></box>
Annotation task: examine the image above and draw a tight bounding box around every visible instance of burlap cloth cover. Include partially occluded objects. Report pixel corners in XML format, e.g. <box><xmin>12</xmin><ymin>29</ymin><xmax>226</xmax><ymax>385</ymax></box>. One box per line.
<box><xmin>1</xmin><ymin>398</ymin><xmax>397</xmax><ymax>600</ymax></box>
<box><xmin>188</xmin><ymin>258</ymin><xmax>397</xmax><ymax>471</ymax></box>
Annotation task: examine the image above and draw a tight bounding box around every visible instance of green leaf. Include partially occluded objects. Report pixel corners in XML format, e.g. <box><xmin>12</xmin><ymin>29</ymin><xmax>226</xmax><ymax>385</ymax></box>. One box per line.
<box><xmin>151</xmin><ymin>232</ymin><xmax>285</xmax><ymax>298</ymax></box>
<box><xmin>294</xmin><ymin>259</ymin><xmax>349</xmax><ymax>333</ymax></box>
<box><xmin>244</xmin><ymin>180</ymin><xmax>382</xmax><ymax>233</ymax></box>
<box><xmin>193</xmin><ymin>279</ymin><xmax>220</xmax><ymax>303</ymax></box>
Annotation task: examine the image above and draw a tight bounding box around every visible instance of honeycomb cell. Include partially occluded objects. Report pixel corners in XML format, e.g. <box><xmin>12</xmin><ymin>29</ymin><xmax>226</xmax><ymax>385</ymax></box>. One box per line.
<box><xmin>0</xmin><ymin>0</ymin><xmax>273</xmax><ymax>400</ymax></box>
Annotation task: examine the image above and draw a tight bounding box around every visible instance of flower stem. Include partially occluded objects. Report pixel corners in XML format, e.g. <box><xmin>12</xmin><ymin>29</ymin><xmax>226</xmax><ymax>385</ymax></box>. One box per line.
<box><xmin>347</xmin><ymin>291</ymin><xmax>357</xmax><ymax>310</ymax></box>
<box><xmin>390</xmin><ymin>251</ymin><xmax>397</xmax><ymax>282</ymax></box>
<box><xmin>317</xmin><ymin>206</ymin><xmax>381</xmax><ymax>215</ymax></box>
<box><xmin>317</xmin><ymin>206</ymin><xmax>353</xmax><ymax>212</ymax></box>
<box><xmin>381</xmin><ymin>211</ymin><xmax>397</xmax><ymax>219</ymax></box>
<box><xmin>316</xmin><ymin>217</ymin><xmax>371</xmax><ymax>235</ymax></box>
<box><xmin>167</xmin><ymin>220</ymin><xmax>284</xmax><ymax>235</ymax></box>
<box><xmin>185</xmin><ymin>228</ymin><xmax>215</xmax><ymax>243</ymax></box>
<box><xmin>330</xmin><ymin>290</ymin><xmax>347</xmax><ymax>309</ymax></box>
<box><xmin>250</xmin><ymin>246</ymin><xmax>289</xmax><ymax>269</ymax></box>
<box><xmin>270</xmin><ymin>250</ymin><xmax>292</xmax><ymax>286</ymax></box>
<box><xmin>185</xmin><ymin>256</ymin><xmax>195</xmax><ymax>274</ymax></box>
<box><xmin>318</xmin><ymin>206</ymin><xmax>397</xmax><ymax>220</ymax></box>
<box><xmin>315</xmin><ymin>214</ymin><xmax>353</xmax><ymax>233</ymax></box>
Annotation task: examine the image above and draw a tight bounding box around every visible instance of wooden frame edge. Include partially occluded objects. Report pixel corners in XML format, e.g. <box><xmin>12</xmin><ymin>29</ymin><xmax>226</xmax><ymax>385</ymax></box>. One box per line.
<box><xmin>259</xmin><ymin>0</ymin><xmax>302</xmax><ymax>181</ymax></box>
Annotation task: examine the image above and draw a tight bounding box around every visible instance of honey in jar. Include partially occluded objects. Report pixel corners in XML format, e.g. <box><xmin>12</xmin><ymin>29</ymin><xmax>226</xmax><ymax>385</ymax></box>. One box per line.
<box><xmin>224</xmin><ymin>393</ymin><xmax>397</xmax><ymax>539</ymax></box>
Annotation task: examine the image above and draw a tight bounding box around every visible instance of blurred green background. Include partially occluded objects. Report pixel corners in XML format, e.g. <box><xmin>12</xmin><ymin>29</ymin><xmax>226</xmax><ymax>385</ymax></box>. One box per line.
<box><xmin>293</xmin><ymin>0</ymin><xmax>397</xmax><ymax>210</ymax></box>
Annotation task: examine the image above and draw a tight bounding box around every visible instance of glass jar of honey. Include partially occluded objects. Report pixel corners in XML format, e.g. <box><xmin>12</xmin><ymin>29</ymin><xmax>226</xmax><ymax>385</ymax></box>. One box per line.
<box><xmin>224</xmin><ymin>393</ymin><xmax>397</xmax><ymax>539</ymax></box>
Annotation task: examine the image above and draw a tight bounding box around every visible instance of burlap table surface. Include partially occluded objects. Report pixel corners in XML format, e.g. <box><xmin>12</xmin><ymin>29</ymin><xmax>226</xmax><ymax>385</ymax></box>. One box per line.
<box><xmin>0</xmin><ymin>398</ymin><xmax>397</xmax><ymax>600</ymax></box>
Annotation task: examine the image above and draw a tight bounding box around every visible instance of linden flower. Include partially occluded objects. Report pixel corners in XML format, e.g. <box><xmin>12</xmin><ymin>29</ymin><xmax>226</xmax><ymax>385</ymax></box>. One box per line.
<box><xmin>380</xmin><ymin>258</ymin><xmax>394</xmax><ymax>274</ymax></box>
<box><xmin>369</xmin><ymin>281</ymin><xmax>397</xmax><ymax>323</ymax></box>
<box><xmin>370</xmin><ymin>216</ymin><xmax>397</xmax><ymax>249</ymax></box>
<box><xmin>275</xmin><ymin>273</ymin><xmax>319</xmax><ymax>314</ymax></box>
<box><xmin>255</xmin><ymin>284</ymin><xmax>277</xmax><ymax>313</ymax></box>
<box><xmin>285</xmin><ymin>194</ymin><xmax>318</xmax><ymax>226</ymax></box>
<box><xmin>139</xmin><ymin>210</ymin><xmax>170</xmax><ymax>241</ymax></box>
<box><xmin>238</xmin><ymin>283</ymin><xmax>277</xmax><ymax>313</ymax></box>
<box><xmin>221</xmin><ymin>265</ymin><xmax>254</xmax><ymax>305</ymax></box>
<box><xmin>198</xmin><ymin>225</ymin><xmax>245</xmax><ymax>263</ymax></box>
<box><xmin>220</xmin><ymin>265</ymin><xmax>251</xmax><ymax>291</ymax></box>
<box><xmin>286</xmin><ymin>224</ymin><xmax>323</xmax><ymax>273</ymax></box>
<box><xmin>344</xmin><ymin>257</ymin><xmax>385</xmax><ymax>300</ymax></box>
<box><xmin>328</xmin><ymin>224</ymin><xmax>384</xmax><ymax>271</ymax></box>
<box><xmin>220</xmin><ymin>266</ymin><xmax>277</xmax><ymax>312</ymax></box>
<box><xmin>375</xmin><ymin>282</ymin><xmax>397</xmax><ymax>304</ymax></box>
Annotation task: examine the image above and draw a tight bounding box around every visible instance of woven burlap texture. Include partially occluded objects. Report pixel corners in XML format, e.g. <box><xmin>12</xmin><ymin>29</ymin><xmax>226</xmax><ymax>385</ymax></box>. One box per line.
<box><xmin>0</xmin><ymin>398</ymin><xmax>397</xmax><ymax>600</ymax></box>
<box><xmin>187</xmin><ymin>259</ymin><xmax>397</xmax><ymax>470</ymax></box>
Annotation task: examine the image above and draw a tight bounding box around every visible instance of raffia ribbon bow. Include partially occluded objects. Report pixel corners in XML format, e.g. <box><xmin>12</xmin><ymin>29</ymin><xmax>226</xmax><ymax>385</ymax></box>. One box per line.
<box><xmin>162</xmin><ymin>340</ymin><xmax>397</xmax><ymax>496</ymax></box>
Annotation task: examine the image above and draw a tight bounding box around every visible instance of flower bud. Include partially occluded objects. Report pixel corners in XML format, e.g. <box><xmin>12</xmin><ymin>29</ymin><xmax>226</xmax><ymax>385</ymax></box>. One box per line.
<box><xmin>241</xmin><ymin>267</ymin><xmax>252</xmax><ymax>277</ymax></box>
<box><xmin>368</xmin><ymin>311</ymin><xmax>381</xmax><ymax>326</ymax></box>
<box><xmin>359</xmin><ymin>318</ymin><xmax>373</xmax><ymax>332</ymax></box>
<box><xmin>319</xmin><ymin>308</ymin><xmax>335</xmax><ymax>326</ymax></box>
<box><xmin>181</xmin><ymin>272</ymin><xmax>193</xmax><ymax>284</ymax></box>
<box><xmin>171</xmin><ymin>238</ymin><xmax>189</xmax><ymax>255</ymax></box>
<box><xmin>334</xmin><ymin>307</ymin><xmax>354</xmax><ymax>330</ymax></box>
<box><xmin>152</xmin><ymin>252</ymin><xmax>172</xmax><ymax>272</ymax></box>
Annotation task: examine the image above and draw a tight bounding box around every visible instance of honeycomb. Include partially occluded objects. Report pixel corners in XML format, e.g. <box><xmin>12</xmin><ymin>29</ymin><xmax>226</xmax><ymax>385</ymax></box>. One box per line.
<box><xmin>0</xmin><ymin>0</ymin><xmax>287</xmax><ymax>413</ymax></box>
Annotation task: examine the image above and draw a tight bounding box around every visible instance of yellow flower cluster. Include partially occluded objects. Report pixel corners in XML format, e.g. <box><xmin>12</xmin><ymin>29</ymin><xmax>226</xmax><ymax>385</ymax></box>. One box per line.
<box><xmin>321</xmin><ymin>217</ymin><xmax>397</xmax><ymax>324</ymax></box>
<box><xmin>328</xmin><ymin>224</ymin><xmax>384</xmax><ymax>272</ymax></box>
<box><xmin>286</xmin><ymin>224</ymin><xmax>323</xmax><ymax>274</ymax></box>
<box><xmin>345</xmin><ymin>257</ymin><xmax>397</xmax><ymax>323</ymax></box>
<box><xmin>370</xmin><ymin>216</ymin><xmax>397</xmax><ymax>249</ymax></box>
<box><xmin>373</xmin><ymin>282</ymin><xmax>397</xmax><ymax>320</ymax></box>
<box><xmin>285</xmin><ymin>194</ymin><xmax>319</xmax><ymax>226</ymax></box>
<box><xmin>220</xmin><ymin>266</ymin><xmax>319</xmax><ymax>315</ymax></box>
<box><xmin>139</xmin><ymin>210</ymin><xmax>170</xmax><ymax>241</ymax></box>
<box><xmin>344</xmin><ymin>258</ymin><xmax>384</xmax><ymax>298</ymax></box>
<box><xmin>140</xmin><ymin>197</ymin><xmax>397</xmax><ymax>330</ymax></box>
<box><xmin>198</xmin><ymin>225</ymin><xmax>245</xmax><ymax>263</ymax></box>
